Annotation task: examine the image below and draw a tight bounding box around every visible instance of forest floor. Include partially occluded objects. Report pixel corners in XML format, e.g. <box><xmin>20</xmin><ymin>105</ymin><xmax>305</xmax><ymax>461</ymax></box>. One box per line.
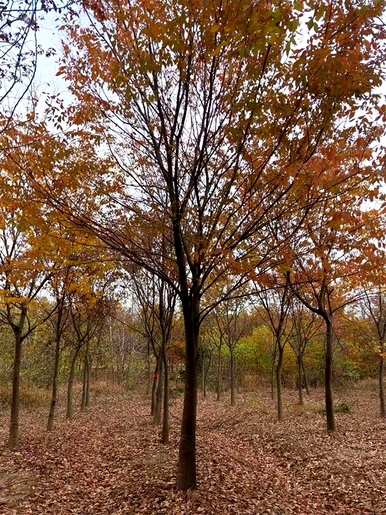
<box><xmin>0</xmin><ymin>383</ymin><xmax>385</xmax><ymax>514</ymax></box>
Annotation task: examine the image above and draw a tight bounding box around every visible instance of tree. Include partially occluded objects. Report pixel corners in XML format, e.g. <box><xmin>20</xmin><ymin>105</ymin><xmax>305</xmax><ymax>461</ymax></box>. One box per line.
<box><xmin>286</xmin><ymin>193</ymin><xmax>383</xmax><ymax>431</ymax></box>
<box><xmin>214</xmin><ymin>297</ymin><xmax>250</xmax><ymax>406</ymax></box>
<box><xmin>361</xmin><ymin>287</ymin><xmax>386</xmax><ymax>417</ymax></box>
<box><xmin>131</xmin><ymin>269</ymin><xmax>176</xmax><ymax>443</ymax></box>
<box><xmin>0</xmin><ymin>1</ymin><xmax>68</xmax><ymax>131</ymax></box>
<box><xmin>46</xmin><ymin>265</ymin><xmax>72</xmax><ymax>431</ymax></box>
<box><xmin>30</xmin><ymin>0</ymin><xmax>386</xmax><ymax>488</ymax></box>
<box><xmin>0</xmin><ymin>158</ymin><xmax>57</xmax><ymax>447</ymax></box>
<box><xmin>255</xmin><ymin>277</ymin><xmax>292</xmax><ymax>420</ymax></box>
<box><xmin>289</xmin><ymin>301</ymin><xmax>321</xmax><ymax>404</ymax></box>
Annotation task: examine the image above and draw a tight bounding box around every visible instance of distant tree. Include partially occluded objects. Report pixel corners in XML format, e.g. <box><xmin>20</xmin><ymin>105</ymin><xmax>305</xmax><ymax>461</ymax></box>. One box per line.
<box><xmin>255</xmin><ymin>277</ymin><xmax>292</xmax><ymax>420</ymax></box>
<box><xmin>289</xmin><ymin>301</ymin><xmax>321</xmax><ymax>404</ymax></box>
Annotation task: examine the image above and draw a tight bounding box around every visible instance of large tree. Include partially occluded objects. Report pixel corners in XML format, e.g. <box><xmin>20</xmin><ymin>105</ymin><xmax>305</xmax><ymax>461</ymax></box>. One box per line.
<box><xmin>27</xmin><ymin>0</ymin><xmax>386</xmax><ymax>489</ymax></box>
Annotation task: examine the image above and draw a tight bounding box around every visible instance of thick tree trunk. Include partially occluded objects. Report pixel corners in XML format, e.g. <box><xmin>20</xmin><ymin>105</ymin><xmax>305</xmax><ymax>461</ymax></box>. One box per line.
<box><xmin>161</xmin><ymin>347</ymin><xmax>169</xmax><ymax>444</ymax></box>
<box><xmin>47</xmin><ymin>336</ymin><xmax>61</xmax><ymax>431</ymax></box>
<box><xmin>230</xmin><ymin>349</ymin><xmax>235</xmax><ymax>406</ymax></box>
<box><xmin>216</xmin><ymin>347</ymin><xmax>221</xmax><ymax>401</ymax></box>
<box><xmin>176</xmin><ymin>297</ymin><xmax>199</xmax><ymax>491</ymax></box>
<box><xmin>325</xmin><ymin>317</ymin><xmax>335</xmax><ymax>432</ymax></box>
<box><xmin>66</xmin><ymin>347</ymin><xmax>80</xmax><ymax>419</ymax></box>
<box><xmin>297</xmin><ymin>355</ymin><xmax>303</xmax><ymax>406</ymax></box>
<box><xmin>276</xmin><ymin>346</ymin><xmax>283</xmax><ymax>421</ymax></box>
<box><xmin>8</xmin><ymin>332</ymin><xmax>22</xmax><ymax>449</ymax></box>
<box><xmin>378</xmin><ymin>352</ymin><xmax>385</xmax><ymax>418</ymax></box>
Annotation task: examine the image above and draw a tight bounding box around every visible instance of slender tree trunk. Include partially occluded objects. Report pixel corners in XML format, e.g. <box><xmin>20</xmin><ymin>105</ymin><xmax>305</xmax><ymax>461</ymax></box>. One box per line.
<box><xmin>203</xmin><ymin>353</ymin><xmax>211</xmax><ymax>399</ymax></box>
<box><xmin>176</xmin><ymin>297</ymin><xmax>199</xmax><ymax>491</ymax></box>
<box><xmin>81</xmin><ymin>352</ymin><xmax>88</xmax><ymax>411</ymax></box>
<box><xmin>8</xmin><ymin>331</ymin><xmax>23</xmax><ymax>449</ymax></box>
<box><xmin>378</xmin><ymin>351</ymin><xmax>385</xmax><ymax>418</ymax></box>
<box><xmin>297</xmin><ymin>355</ymin><xmax>303</xmax><ymax>406</ymax></box>
<box><xmin>201</xmin><ymin>354</ymin><xmax>205</xmax><ymax>396</ymax></box>
<box><xmin>302</xmin><ymin>358</ymin><xmax>310</xmax><ymax>395</ymax></box>
<box><xmin>276</xmin><ymin>345</ymin><xmax>283</xmax><ymax>421</ymax></box>
<box><xmin>154</xmin><ymin>357</ymin><xmax>163</xmax><ymax>425</ymax></box>
<box><xmin>151</xmin><ymin>356</ymin><xmax>160</xmax><ymax>417</ymax></box>
<box><xmin>230</xmin><ymin>349</ymin><xmax>235</xmax><ymax>406</ymax></box>
<box><xmin>47</xmin><ymin>336</ymin><xmax>61</xmax><ymax>431</ymax></box>
<box><xmin>146</xmin><ymin>343</ymin><xmax>151</xmax><ymax>396</ymax></box>
<box><xmin>325</xmin><ymin>317</ymin><xmax>335</xmax><ymax>432</ymax></box>
<box><xmin>85</xmin><ymin>355</ymin><xmax>90</xmax><ymax>408</ymax></box>
<box><xmin>271</xmin><ymin>360</ymin><xmax>275</xmax><ymax>401</ymax></box>
<box><xmin>161</xmin><ymin>347</ymin><xmax>169</xmax><ymax>444</ymax></box>
<box><xmin>66</xmin><ymin>347</ymin><xmax>80</xmax><ymax>419</ymax></box>
<box><xmin>216</xmin><ymin>346</ymin><xmax>221</xmax><ymax>401</ymax></box>
<box><xmin>271</xmin><ymin>341</ymin><xmax>277</xmax><ymax>401</ymax></box>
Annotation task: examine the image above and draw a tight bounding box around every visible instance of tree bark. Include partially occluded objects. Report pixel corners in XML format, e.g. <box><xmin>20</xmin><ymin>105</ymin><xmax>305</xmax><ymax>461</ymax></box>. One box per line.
<box><xmin>8</xmin><ymin>331</ymin><xmax>23</xmax><ymax>449</ymax></box>
<box><xmin>146</xmin><ymin>342</ymin><xmax>151</xmax><ymax>396</ymax></box>
<box><xmin>297</xmin><ymin>355</ymin><xmax>303</xmax><ymax>405</ymax></box>
<box><xmin>176</xmin><ymin>296</ymin><xmax>199</xmax><ymax>490</ymax></box>
<box><xmin>161</xmin><ymin>347</ymin><xmax>169</xmax><ymax>444</ymax></box>
<box><xmin>81</xmin><ymin>352</ymin><xmax>88</xmax><ymax>411</ymax></box>
<box><xmin>85</xmin><ymin>354</ymin><xmax>90</xmax><ymax>408</ymax></box>
<box><xmin>276</xmin><ymin>345</ymin><xmax>283</xmax><ymax>421</ymax></box>
<box><xmin>66</xmin><ymin>347</ymin><xmax>80</xmax><ymax>419</ymax></box>
<box><xmin>154</xmin><ymin>357</ymin><xmax>163</xmax><ymax>425</ymax></box>
<box><xmin>47</xmin><ymin>335</ymin><xmax>61</xmax><ymax>431</ymax></box>
<box><xmin>203</xmin><ymin>353</ymin><xmax>211</xmax><ymax>399</ymax></box>
<box><xmin>271</xmin><ymin>341</ymin><xmax>277</xmax><ymax>401</ymax></box>
<box><xmin>151</xmin><ymin>355</ymin><xmax>160</xmax><ymax>417</ymax></box>
<box><xmin>230</xmin><ymin>349</ymin><xmax>235</xmax><ymax>406</ymax></box>
<box><xmin>325</xmin><ymin>317</ymin><xmax>335</xmax><ymax>432</ymax></box>
<box><xmin>302</xmin><ymin>359</ymin><xmax>310</xmax><ymax>395</ymax></box>
<box><xmin>216</xmin><ymin>346</ymin><xmax>221</xmax><ymax>401</ymax></box>
<box><xmin>201</xmin><ymin>353</ymin><xmax>205</xmax><ymax>397</ymax></box>
<box><xmin>378</xmin><ymin>352</ymin><xmax>385</xmax><ymax>418</ymax></box>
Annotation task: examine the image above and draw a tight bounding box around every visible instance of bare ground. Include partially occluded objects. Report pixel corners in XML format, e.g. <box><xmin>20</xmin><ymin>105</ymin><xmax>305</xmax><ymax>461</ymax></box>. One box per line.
<box><xmin>0</xmin><ymin>383</ymin><xmax>385</xmax><ymax>514</ymax></box>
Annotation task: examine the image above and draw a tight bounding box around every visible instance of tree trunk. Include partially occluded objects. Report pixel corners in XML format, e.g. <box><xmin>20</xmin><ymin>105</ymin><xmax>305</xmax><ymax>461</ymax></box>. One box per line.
<box><xmin>85</xmin><ymin>355</ymin><xmax>90</xmax><ymax>408</ymax></box>
<box><xmin>176</xmin><ymin>297</ymin><xmax>199</xmax><ymax>491</ymax></box>
<box><xmin>81</xmin><ymin>352</ymin><xmax>88</xmax><ymax>411</ymax></box>
<box><xmin>8</xmin><ymin>332</ymin><xmax>23</xmax><ymax>449</ymax></box>
<box><xmin>302</xmin><ymin>359</ymin><xmax>310</xmax><ymax>395</ymax></box>
<box><xmin>230</xmin><ymin>349</ymin><xmax>235</xmax><ymax>406</ymax></box>
<box><xmin>270</xmin><ymin>341</ymin><xmax>277</xmax><ymax>401</ymax></box>
<box><xmin>146</xmin><ymin>342</ymin><xmax>151</xmax><ymax>396</ymax></box>
<box><xmin>276</xmin><ymin>346</ymin><xmax>283</xmax><ymax>421</ymax></box>
<box><xmin>47</xmin><ymin>336</ymin><xmax>61</xmax><ymax>431</ymax></box>
<box><xmin>216</xmin><ymin>346</ymin><xmax>221</xmax><ymax>401</ymax></box>
<box><xmin>201</xmin><ymin>354</ymin><xmax>205</xmax><ymax>397</ymax></box>
<box><xmin>325</xmin><ymin>317</ymin><xmax>335</xmax><ymax>432</ymax></box>
<box><xmin>378</xmin><ymin>351</ymin><xmax>385</xmax><ymax>418</ymax></box>
<box><xmin>161</xmin><ymin>347</ymin><xmax>169</xmax><ymax>444</ymax></box>
<box><xmin>151</xmin><ymin>355</ymin><xmax>160</xmax><ymax>417</ymax></box>
<box><xmin>66</xmin><ymin>347</ymin><xmax>80</xmax><ymax>419</ymax></box>
<box><xmin>297</xmin><ymin>355</ymin><xmax>303</xmax><ymax>406</ymax></box>
<box><xmin>154</xmin><ymin>357</ymin><xmax>163</xmax><ymax>425</ymax></box>
<box><xmin>203</xmin><ymin>353</ymin><xmax>211</xmax><ymax>399</ymax></box>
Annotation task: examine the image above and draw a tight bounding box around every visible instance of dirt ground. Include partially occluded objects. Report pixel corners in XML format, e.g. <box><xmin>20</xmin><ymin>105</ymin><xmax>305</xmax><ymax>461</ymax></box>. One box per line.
<box><xmin>0</xmin><ymin>383</ymin><xmax>385</xmax><ymax>514</ymax></box>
